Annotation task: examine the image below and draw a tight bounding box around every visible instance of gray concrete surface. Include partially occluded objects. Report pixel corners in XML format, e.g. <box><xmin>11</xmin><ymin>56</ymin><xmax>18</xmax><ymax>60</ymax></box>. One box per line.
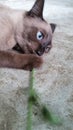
<box><xmin>0</xmin><ymin>0</ymin><xmax>73</xmax><ymax>130</ymax></box>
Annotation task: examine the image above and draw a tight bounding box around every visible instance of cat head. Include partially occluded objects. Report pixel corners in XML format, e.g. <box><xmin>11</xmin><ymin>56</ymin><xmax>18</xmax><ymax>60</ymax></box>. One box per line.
<box><xmin>15</xmin><ymin>0</ymin><xmax>56</xmax><ymax>56</ymax></box>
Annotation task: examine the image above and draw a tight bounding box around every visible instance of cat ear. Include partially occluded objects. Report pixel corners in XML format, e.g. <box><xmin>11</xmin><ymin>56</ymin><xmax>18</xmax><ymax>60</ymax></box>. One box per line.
<box><xmin>50</xmin><ymin>23</ymin><xmax>56</xmax><ymax>33</ymax></box>
<box><xmin>27</xmin><ymin>0</ymin><xmax>45</xmax><ymax>18</ymax></box>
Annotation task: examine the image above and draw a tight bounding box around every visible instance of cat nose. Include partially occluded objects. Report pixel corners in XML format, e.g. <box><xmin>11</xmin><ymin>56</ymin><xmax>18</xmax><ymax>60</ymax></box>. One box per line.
<box><xmin>35</xmin><ymin>42</ymin><xmax>52</xmax><ymax>56</ymax></box>
<box><xmin>43</xmin><ymin>41</ymin><xmax>52</xmax><ymax>53</ymax></box>
<box><xmin>45</xmin><ymin>45</ymin><xmax>52</xmax><ymax>53</ymax></box>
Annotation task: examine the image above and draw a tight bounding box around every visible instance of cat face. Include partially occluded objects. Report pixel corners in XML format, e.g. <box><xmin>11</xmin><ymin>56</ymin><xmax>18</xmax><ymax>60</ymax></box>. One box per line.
<box><xmin>22</xmin><ymin>16</ymin><xmax>55</xmax><ymax>56</ymax></box>
<box><xmin>14</xmin><ymin>0</ymin><xmax>56</xmax><ymax>56</ymax></box>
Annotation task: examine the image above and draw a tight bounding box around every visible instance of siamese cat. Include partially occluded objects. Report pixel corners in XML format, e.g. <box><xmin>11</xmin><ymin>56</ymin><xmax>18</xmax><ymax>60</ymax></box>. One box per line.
<box><xmin>0</xmin><ymin>0</ymin><xmax>56</xmax><ymax>70</ymax></box>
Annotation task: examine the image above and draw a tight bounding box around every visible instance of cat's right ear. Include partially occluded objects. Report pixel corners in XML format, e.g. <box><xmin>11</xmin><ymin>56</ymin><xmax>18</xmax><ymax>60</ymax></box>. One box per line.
<box><xmin>50</xmin><ymin>23</ymin><xmax>56</xmax><ymax>33</ymax></box>
<box><xmin>27</xmin><ymin>0</ymin><xmax>45</xmax><ymax>19</ymax></box>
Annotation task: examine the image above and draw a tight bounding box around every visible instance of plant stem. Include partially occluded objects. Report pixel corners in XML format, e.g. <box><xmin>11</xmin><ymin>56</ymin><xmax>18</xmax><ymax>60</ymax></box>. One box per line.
<box><xmin>26</xmin><ymin>69</ymin><xmax>34</xmax><ymax>130</ymax></box>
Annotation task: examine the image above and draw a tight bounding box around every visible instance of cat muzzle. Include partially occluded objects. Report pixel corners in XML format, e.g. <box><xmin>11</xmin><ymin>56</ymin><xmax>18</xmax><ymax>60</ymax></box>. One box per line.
<box><xmin>35</xmin><ymin>44</ymin><xmax>52</xmax><ymax>56</ymax></box>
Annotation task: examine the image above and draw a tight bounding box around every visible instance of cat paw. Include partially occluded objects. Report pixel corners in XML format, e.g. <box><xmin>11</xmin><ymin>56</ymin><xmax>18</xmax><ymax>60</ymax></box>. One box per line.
<box><xmin>24</xmin><ymin>55</ymin><xmax>43</xmax><ymax>70</ymax></box>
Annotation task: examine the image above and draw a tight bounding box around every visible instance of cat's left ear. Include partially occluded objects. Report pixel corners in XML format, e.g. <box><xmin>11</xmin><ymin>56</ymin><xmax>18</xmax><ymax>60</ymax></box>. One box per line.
<box><xmin>50</xmin><ymin>23</ymin><xmax>56</xmax><ymax>33</ymax></box>
<box><xmin>27</xmin><ymin>0</ymin><xmax>45</xmax><ymax>18</ymax></box>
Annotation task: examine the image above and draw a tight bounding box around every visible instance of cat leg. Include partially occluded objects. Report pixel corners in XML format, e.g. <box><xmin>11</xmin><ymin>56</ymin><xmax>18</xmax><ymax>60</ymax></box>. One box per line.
<box><xmin>0</xmin><ymin>51</ymin><xmax>43</xmax><ymax>70</ymax></box>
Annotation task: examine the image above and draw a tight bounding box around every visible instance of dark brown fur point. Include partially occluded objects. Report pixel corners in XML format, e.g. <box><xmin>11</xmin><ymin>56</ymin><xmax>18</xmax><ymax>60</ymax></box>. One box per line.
<box><xmin>0</xmin><ymin>0</ymin><xmax>56</xmax><ymax>70</ymax></box>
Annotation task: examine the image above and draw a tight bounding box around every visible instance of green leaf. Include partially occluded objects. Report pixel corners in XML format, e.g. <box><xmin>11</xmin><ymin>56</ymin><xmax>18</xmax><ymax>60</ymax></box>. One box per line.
<box><xmin>41</xmin><ymin>106</ymin><xmax>61</xmax><ymax>124</ymax></box>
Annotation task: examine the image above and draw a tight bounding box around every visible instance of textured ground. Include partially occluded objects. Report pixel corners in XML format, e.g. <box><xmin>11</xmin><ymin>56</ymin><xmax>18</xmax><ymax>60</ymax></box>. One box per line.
<box><xmin>0</xmin><ymin>0</ymin><xmax>73</xmax><ymax>130</ymax></box>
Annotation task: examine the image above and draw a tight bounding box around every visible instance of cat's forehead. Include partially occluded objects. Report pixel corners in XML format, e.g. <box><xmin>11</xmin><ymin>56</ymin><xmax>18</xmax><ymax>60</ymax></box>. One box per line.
<box><xmin>24</xmin><ymin>17</ymin><xmax>52</xmax><ymax>34</ymax></box>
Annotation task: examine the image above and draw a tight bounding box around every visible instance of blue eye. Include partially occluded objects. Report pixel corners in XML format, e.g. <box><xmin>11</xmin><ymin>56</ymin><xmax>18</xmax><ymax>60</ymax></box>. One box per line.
<box><xmin>37</xmin><ymin>31</ymin><xmax>44</xmax><ymax>40</ymax></box>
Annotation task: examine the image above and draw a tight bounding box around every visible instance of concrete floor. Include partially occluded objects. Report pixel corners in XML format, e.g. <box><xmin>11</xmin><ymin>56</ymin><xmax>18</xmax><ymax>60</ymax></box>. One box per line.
<box><xmin>0</xmin><ymin>0</ymin><xmax>73</xmax><ymax>130</ymax></box>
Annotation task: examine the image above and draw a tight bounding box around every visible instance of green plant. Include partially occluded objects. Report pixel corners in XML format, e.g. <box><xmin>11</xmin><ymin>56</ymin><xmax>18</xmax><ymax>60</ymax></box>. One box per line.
<box><xmin>26</xmin><ymin>69</ymin><xmax>61</xmax><ymax>130</ymax></box>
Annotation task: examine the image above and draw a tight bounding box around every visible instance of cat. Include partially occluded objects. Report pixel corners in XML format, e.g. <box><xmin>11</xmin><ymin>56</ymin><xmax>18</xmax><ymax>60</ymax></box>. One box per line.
<box><xmin>0</xmin><ymin>0</ymin><xmax>56</xmax><ymax>70</ymax></box>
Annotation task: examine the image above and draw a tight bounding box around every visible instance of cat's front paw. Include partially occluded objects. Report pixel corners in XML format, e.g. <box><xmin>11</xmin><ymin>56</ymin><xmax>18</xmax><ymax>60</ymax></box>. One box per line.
<box><xmin>24</xmin><ymin>55</ymin><xmax>43</xmax><ymax>70</ymax></box>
